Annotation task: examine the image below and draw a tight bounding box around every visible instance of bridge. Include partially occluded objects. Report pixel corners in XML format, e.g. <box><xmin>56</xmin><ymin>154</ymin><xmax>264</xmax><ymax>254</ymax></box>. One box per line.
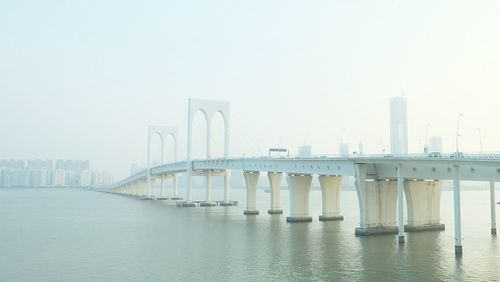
<box><xmin>105</xmin><ymin>99</ymin><xmax>499</xmax><ymax>255</ymax></box>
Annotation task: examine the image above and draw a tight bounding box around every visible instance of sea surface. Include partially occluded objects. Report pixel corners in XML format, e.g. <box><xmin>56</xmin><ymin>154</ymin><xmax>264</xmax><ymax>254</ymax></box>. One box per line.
<box><xmin>0</xmin><ymin>186</ymin><xmax>498</xmax><ymax>281</ymax></box>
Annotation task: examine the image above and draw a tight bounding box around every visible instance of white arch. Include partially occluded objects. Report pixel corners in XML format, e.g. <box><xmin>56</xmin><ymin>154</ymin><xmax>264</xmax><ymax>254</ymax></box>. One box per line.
<box><xmin>187</xmin><ymin>99</ymin><xmax>230</xmax><ymax>160</ymax></box>
<box><xmin>186</xmin><ymin>99</ymin><xmax>230</xmax><ymax>202</ymax></box>
<box><xmin>147</xmin><ymin>126</ymin><xmax>178</xmax><ymax>197</ymax></box>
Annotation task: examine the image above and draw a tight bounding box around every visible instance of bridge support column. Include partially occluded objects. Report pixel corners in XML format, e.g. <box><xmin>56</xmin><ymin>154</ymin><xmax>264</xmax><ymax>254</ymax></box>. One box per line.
<box><xmin>286</xmin><ymin>174</ymin><xmax>312</xmax><ymax>223</ymax></box>
<box><xmin>172</xmin><ymin>174</ymin><xmax>181</xmax><ymax>200</ymax></box>
<box><xmin>355</xmin><ymin>165</ymin><xmax>398</xmax><ymax>235</ymax></box>
<box><xmin>149</xmin><ymin>178</ymin><xmax>156</xmax><ymax>198</ymax></box>
<box><xmin>220</xmin><ymin>170</ymin><xmax>234</xmax><ymax>206</ymax></box>
<box><xmin>147</xmin><ymin>175</ymin><xmax>152</xmax><ymax>198</ymax></box>
<box><xmin>133</xmin><ymin>182</ymin><xmax>139</xmax><ymax>196</ymax></box>
<box><xmin>160</xmin><ymin>176</ymin><xmax>165</xmax><ymax>198</ymax></box>
<box><xmin>142</xmin><ymin>180</ymin><xmax>149</xmax><ymax>197</ymax></box>
<box><xmin>244</xmin><ymin>172</ymin><xmax>259</xmax><ymax>215</ymax></box>
<box><xmin>181</xmin><ymin>172</ymin><xmax>196</xmax><ymax>207</ymax></box>
<box><xmin>397</xmin><ymin>165</ymin><xmax>404</xmax><ymax>243</ymax></box>
<box><xmin>404</xmin><ymin>180</ymin><xmax>445</xmax><ymax>232</ymax></box>
<box><xmin>490</xmin><ymin>181</ymin><xmax>496</xmax><ymax>235</ymax></box>
<box><xmin>453</xmin><ymin>165</ymin><xmax>463</xmax><ymax>255</ymax></box>
<box><xmin>268</xmin><ymin>172</ymin><xmax>283</xmax><ymax>214</ymax></box>
<box><xmin>318</xmin><ymin>175</ymin><xmax>343</xmax><ymax>221</ymax></box>
<box><xmin>201</xmin><ymin>171</ymin><xmax>216</xmax><ymax>206</ymax></box>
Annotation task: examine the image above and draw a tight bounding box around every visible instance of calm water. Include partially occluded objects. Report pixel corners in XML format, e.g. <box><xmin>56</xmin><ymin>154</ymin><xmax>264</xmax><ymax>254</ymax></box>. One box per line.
<box><xmin>0</xmin><ymin>187</ymin><xmax>498</xmax><ymax>281</ymax></box>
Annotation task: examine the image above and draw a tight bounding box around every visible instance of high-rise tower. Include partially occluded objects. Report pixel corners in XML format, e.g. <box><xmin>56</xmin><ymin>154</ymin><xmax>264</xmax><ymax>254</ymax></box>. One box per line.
<box><xmin>390</xmin><ymin>96</ymin><xmax>408</xmax><ymax>154</ymax></box>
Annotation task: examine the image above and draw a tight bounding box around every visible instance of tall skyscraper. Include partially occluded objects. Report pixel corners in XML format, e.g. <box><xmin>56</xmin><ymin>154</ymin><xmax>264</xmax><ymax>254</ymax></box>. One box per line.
<box><xmin>390</xmin><ymin>96</ymin><xmax>408</xmax><ymax>154</ymax></box>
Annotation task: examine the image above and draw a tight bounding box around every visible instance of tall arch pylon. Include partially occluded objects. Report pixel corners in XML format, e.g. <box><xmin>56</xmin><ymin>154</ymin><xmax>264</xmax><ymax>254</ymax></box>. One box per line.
<box><xmin>186</xmin><ymin>99</ymin><xmax>230</xmax><ymax>204</ymax></box>
<box><xmin>147</xmin><ymin>126</ymin><xmax>179</xmax><ymax>198</ymax></box>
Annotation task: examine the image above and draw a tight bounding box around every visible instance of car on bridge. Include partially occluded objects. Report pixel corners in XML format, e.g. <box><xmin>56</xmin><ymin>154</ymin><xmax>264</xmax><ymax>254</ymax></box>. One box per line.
<box><xmin>428</xmin><ymin>152</ymin><xmax>442</xmax><ymax>158</ymax></box>
<box><xmin>450</xmin><ymin>152</ymin><xmax>464</xmax><ymax>158</ymax></box>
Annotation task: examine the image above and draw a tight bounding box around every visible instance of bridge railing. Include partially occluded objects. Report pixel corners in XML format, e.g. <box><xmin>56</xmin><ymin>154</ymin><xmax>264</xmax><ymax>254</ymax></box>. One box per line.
<box><xmin>111</xmin><ymin>153</ymin><xmax>500</xmax><ymax>188</ymax></box>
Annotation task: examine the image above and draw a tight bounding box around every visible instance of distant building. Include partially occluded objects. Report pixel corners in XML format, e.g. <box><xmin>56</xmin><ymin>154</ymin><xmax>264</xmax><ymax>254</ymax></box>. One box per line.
<box><xmin>0</xmin><ymin>159</ymin><xmax>97</xmax><ymax>187</ymax></box>
<box><xmin>390</xmin><ymin>96</ymin><xmax>408</xmax><ymax>154</ymax></box>
<box><xmin>298</xmin><ymin>145</ymin><xmax>312</xmax><ymax>158</ymax></box>
<box><xmin>80</xmin><ymin>170</ymin><xmax>92</xmax><ymax>186</ymax></box>
<box><xmin>54</xmin><ymin>169</ymin><xmax>65</xmax><ymax>186</ymax></box>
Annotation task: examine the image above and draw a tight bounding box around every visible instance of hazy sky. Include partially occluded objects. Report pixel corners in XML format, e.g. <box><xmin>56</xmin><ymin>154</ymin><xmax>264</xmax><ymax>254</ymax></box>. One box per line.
<box><xmin>1</xmin><ymin>0</ymin><xmax>499</xmax><ymax>178</ymax></box>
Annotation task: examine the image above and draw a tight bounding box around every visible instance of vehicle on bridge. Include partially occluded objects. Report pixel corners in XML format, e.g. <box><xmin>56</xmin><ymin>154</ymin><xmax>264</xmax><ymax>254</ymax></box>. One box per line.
<box><xmin>428</xmin><ymin>152</ymin><xmax>442</xmax><ymax>158</ymax></box>
<box><xmin>450</xmin><ymin>152</ymin><xmax>464</xmax><ymax>158</ymax></box>
<box><xmin>269</xmin><ymin>148</ymin><xmax>289</xmax><ymax>158</ymax></box>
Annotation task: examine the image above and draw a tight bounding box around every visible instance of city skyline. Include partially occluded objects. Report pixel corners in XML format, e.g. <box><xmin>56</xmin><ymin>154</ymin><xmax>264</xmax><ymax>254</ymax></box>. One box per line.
<box><xmin>0</xmin><ymin>159</ymin><xmax>113</xmax><ymax>187</ymax></box>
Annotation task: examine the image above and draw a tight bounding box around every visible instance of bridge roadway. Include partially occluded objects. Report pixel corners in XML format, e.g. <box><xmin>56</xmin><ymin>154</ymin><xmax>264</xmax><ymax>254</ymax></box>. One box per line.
<box><xmin>108</xmin><ymin>153</ymin><xmax>500</xmax><ymax>255</ymax></box>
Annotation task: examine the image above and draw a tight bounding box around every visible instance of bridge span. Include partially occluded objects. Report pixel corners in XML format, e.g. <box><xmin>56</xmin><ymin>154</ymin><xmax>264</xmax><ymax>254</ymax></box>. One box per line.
<box><xmin>105</xmin><ymin>99</ymin><xmax>499</xmax><ymax>255</ymax></box>
<box><xmin>109</xmin><ymin>154</ymin><xmax>500</xmax><ymax>256</ymax></box>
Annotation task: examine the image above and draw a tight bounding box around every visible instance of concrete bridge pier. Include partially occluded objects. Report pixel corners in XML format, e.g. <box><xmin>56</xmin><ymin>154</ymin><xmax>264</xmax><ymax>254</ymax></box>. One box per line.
<box><xmin>181</xmin><ymin>172</ymin><xmax>196</xmax><ymax>207</ymax></box>
<box><xmin>453</xmin><ymin>165</ymin><xmax>463</xmax><ymax>255</ymax></box>
<box><xmin>147</xmin><ymin>174</ymin><xmax>152</xmax><ymax>198</ymax></box>
<box><xmin>141</xmin><ymin>180</ymin><xmax>149</xmax><ymax>197</ymax></box>
<box><xmin>171</xmin><ymin>174</ymin><xmax>182</xmax><ymax>200</ymax></box>
<box><xmin>244</xmin><ymin>171</ymin><xmax>259</xmax><ymax>215</ymax></box>
<box><xmin>201</xmin><ymin>171</ymin><xmax>217</xmax><ymax>206</ymax></box>
<box><xmin>133</xmin><ymin>182</ymin><xmax>139</xmax><ymax>196</ymax></box>
<box><xmin>355</xmin><ymin>163</ymin><xmax>397</xmax><ymax>235</ymax></box>
<box><xmin>397</xmin><ymin>165</ymin><xmax>405</xmax><ymax>244</ymax></box>
<box><xmin>268</xmin><ymin>172</ymin><xmax>283</xmax><ymax>214</ymax></box>
<box><xmin>490</xmin><ymin>181</ymin><xmax>496</xmax><ymax>235</ymax></box>
<box><xmin>286</xmin><ymin>174</ymin><xmax>312</xmax><ymax>223</ymax></box>
<box><xmin>404</xmin><ymin>180</ymin><xmax>445</xmax><ymax>232</ymax></box>
<box><xmin>220</xmin><ymin>170</ymin><xmax>234</xmax><ymax>206</ymax></box>
<box><xmin>318</xmin><ymin>175</ymin><xmax>343</xmax><ymax>221</ymax></box>
<box><xmin>150</xmin><ymin>178</ymin><xmax>157</xmax><ymax>198</ymax></box>
<box><xmin>160</xmin><ymin>176</ymin><xmax>165</xmax><ymax>198</ymax></box>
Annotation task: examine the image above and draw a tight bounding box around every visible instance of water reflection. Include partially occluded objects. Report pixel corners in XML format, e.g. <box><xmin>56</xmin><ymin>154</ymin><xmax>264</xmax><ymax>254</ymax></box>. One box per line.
<box><xmin>1</xmin><ymin>188</ymin><xmax>499</xmax><ymax>281</ymax></box>
<box><xmin>288</xmin><ymin>222</ymin><xmax>313</xmax><ymax>280</ymax></box>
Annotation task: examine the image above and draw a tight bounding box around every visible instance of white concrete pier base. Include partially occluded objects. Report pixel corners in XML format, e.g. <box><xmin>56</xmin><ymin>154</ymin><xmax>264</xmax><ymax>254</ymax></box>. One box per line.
<box><xmin>355</xmin><ymin>178</ymin><xmax>398</xmax><ymax>236</ymax></box>
<box><xmin>200</xmin><ymin>172</ymin><xmax>216</xmax><ymax>206</ymax></box>
<box><xmin>268</xmin><ymin>172</ymin><xmax>283</xmax><ymax>214</ymax></box>
<box><xmin>170</xmin><ymin>175</ymin><xmax>182</xmax><ymax>200</ymax></box>
<box><xmin>490</xmin><ymin>181</ymin><xmax>497</xmax><ymax>235</ymax></box>
<box><xmin>160</xmin><ymin>176</ymin><xmax>165</xmax><ymax>198</ymax></box>
<box><xmin>397</xmin><ymin>164</ymin><xmax>405</xmax><ymax>244</ymax></box>
<box><xmin>132</xmin><ymin>183</ymin><xmax>138</xmax><ymax>196</ymax></box>
<box><xmin>141</xmin><ymin>181</ymin><xmax>148</xmax><ymax>196</ymax></box>
<box><xmin>453</xmin><ymin>165</ymin><xmax>463</xmax><ymax>255</ymax></box>
<box><xmin>404</xmin><ymin>180</ymin><xmax>445</xmax><ymax>232</ymax></box>
<box><xmin>244</xmin><ymin>172</ymin><xmax>259</xmax><ymax>215</ymax></box>
<box><xmin>181</xmin><ymin>172</ymin><xmax>196</xmax><ymax>207</ymax></box>
<box><xmin>318</xmin><ymin>175</ymin><xmax>343</xmax><ymax>221</ymax></box>
<box><xmin>220</xmin><ymin>171</ymin><xmax>234</xmax><ymax>206</ymax></box>
<box><xmin>286</xmin><ymin>174</ymin><xmax>312</xmax><ymax>223</ymax></box>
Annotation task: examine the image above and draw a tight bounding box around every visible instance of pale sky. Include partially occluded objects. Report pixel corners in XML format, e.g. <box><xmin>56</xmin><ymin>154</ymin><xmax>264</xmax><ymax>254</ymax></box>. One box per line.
<box><xmin>1</xmin><ymin>0</ymin><xmax>499</xmax><ymax>178</ymax></box>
